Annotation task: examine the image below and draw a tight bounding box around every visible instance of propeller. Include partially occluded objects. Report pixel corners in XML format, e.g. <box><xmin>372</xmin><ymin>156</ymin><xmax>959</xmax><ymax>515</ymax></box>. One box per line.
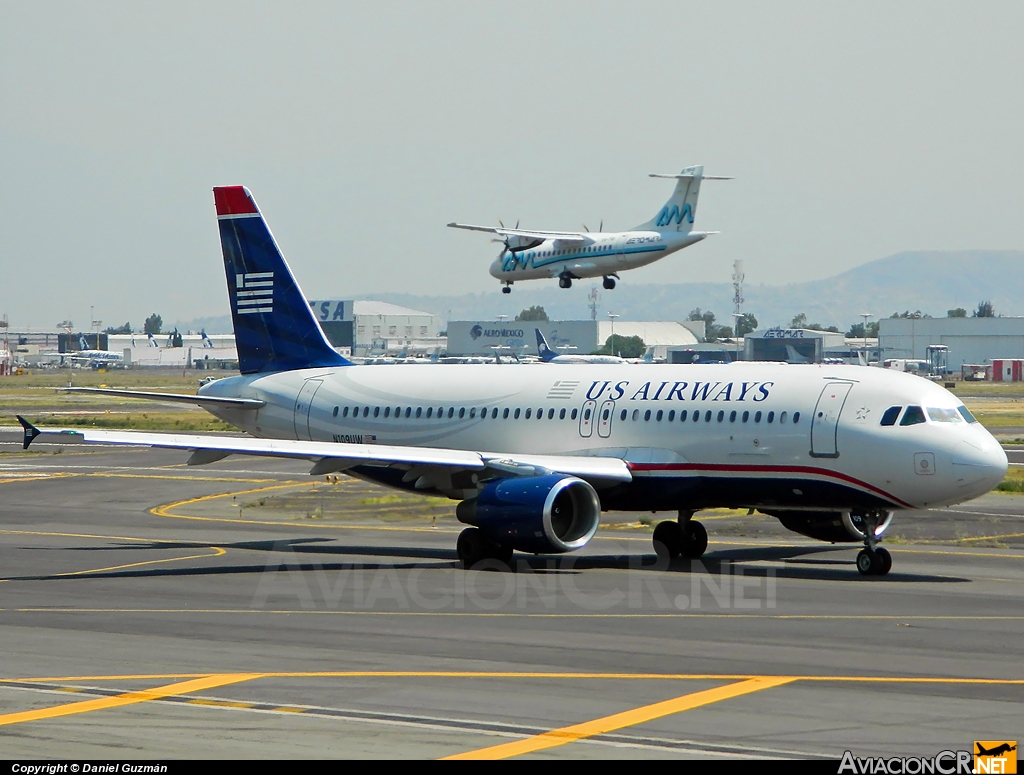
<box><xmin>493</xmin><ymin>219</ymin><xmax>521</xmax><ymax>261</ymax></box>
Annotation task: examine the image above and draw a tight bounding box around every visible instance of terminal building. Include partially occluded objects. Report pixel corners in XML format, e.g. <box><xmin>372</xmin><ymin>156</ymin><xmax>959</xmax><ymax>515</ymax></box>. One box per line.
<box><xmin>445</xmin><ymin>320</ymin><xmax>704</xmax><ymax>358</ymax></box>
<box><xmin>308</xmin><ymin>300</ymin><xmax>443</xmax><ymax>357</ymax></box>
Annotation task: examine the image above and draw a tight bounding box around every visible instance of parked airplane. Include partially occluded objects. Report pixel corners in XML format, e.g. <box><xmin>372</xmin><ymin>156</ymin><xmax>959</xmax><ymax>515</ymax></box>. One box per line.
<box><xmin>448</xmin><ymin>165</ymin><xmax>730</xmax><ymax>293</ymax></box>
<box><xmin>20</xmin><ymin>186</ymin><xmax>1007</xmax><ymax>576</ymax></box>
<box><xmin>536</xmin><ymin>329</ymin><xmax>626</xmax><ymax>364</ymax></box>
<box><xmin>63</xmin><ymin>334</ymin><xmax>123</xmax><ymax>367</ymax></box>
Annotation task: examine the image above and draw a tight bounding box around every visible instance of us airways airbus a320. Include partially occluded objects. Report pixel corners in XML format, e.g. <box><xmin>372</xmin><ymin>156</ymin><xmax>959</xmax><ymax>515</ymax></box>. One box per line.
<box><xmin>20</xmin><ymin>186</ymin><xmax>1007</xmax><ymax>577</ymax></box>
<box><xmin>448</xmin><ymin>165</ymin><xmax>730</xmax><ymax>292</ymax></box>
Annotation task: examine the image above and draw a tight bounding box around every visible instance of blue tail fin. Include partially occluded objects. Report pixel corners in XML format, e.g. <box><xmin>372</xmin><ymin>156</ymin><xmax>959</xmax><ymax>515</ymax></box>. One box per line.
<box><xmin>214</xmin><ymin>186</ymin><xmax>351</xmax><ymax>374</ymax></box>
<box><xmin>535</xmin><ymin>329</ymin><xmax>557</xmax><ymax>362</ymax></box>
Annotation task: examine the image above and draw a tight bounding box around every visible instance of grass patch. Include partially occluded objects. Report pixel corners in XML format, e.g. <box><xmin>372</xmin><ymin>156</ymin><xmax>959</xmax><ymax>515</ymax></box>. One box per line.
<box><xmin>35</xmin><ymin>412</ymin><xmax>235</xmax><ymax>432</ymax></box>
<box><xmin>995</xmin><ymin>466</ymin><xmax>1024</xmax><ymax>494</ymax></box>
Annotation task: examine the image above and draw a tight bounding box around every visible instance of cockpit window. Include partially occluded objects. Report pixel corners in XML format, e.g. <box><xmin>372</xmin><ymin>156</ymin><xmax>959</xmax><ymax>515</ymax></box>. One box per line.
<box><xmin>957</xmin><ymin>405</ymin><xmax>978</xmax><ymax>423</ymax></box>
<box><xmin>880</xmin><ymin>406</ymin><xmax>902</xmax><ymax>426</ymax></box>
<box><xmin>927</xmin><ymin>407</ymin><xmax>962</xmax><ymax>423</ymax></box>
<box><xmin>899</xmin><ymin>405</ymin><xmax>927</xmax><ymax>426</ymax></box>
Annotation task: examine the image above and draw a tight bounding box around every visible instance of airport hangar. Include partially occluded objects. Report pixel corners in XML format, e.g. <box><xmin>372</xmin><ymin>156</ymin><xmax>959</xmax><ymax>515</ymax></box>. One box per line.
<box><xmin>446</xmin><ymin>320</ymin><xmax>705</xmax><ymax>358</ymax></box>
<box><xmin>879</xmin><ymin>316</ymin><xmax>1024</xmax><ymax>374</ymax></box>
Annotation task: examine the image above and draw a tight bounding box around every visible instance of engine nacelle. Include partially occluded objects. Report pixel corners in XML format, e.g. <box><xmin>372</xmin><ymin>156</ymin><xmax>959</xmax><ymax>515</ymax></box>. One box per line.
<box><xmin>456</xmin><ymin>474</ymin><xmax>601</xmax><ymax>554</ymax></box>
<box><xmin>768</xmin><ymin>510</ymin><xmax>894</xmax><ymax>543</ymax></box>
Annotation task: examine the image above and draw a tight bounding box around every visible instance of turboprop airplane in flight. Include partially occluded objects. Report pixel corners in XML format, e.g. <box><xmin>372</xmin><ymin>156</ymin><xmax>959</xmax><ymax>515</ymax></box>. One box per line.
<box><xmin>448</xmin><ymin>165</ymin><xmax>730</xmax><ymax>293</ymax></box>
<box><xmin>19</xmin><ymin>186</ymin><xmax>1008</xmax><ymax>576</ymax></box>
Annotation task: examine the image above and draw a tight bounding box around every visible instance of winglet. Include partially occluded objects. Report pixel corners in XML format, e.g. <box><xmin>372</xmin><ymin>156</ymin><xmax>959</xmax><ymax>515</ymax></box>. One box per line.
<box><xmin>17</xmin><ymin>415</ymin><xmax>40</xmax><ymax>450</ymax></box>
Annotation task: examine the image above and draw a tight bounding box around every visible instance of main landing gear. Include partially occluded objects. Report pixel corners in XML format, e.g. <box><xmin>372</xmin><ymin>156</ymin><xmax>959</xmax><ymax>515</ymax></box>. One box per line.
<box><xmin>602</xmin><ymin>275</ymin><xmax>617</xmax><ymax>290</ymax></box>
<box><xmin>502</xmin><ymin>284</ymin><xmax>512</xmax><ymax>294</ymax></box>
<box><xmin>855</xmin><ymin>510</ymin><xmax>892</xmax><ymax>576</ymax></box>
<box><xmin>558</xmin><ymin>274</ymin><xmax>573</xmax><ymax>289</ymax></box>
<box><xmin>652</xmin><ymin>510</ymin><xmax>708</xmax><ymax>560</ymax></box>
<box><xmin>457</xmin><ymin>527</ymin><xmax>513</xmax><ymax>569</ymax></box>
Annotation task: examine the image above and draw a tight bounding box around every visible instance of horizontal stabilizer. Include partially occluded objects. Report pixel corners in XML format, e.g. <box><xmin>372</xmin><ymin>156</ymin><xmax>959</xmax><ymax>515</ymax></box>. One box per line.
<box><xmin>60</xmin><ymin>387</ymin><xmax>265</xmax><ymax>408</ymax></box>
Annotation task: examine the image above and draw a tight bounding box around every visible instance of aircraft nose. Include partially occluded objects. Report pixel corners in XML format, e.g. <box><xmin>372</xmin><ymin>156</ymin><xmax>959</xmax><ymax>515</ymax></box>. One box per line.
<box><xmin>951</xmin><ymin>438</ymin><xmax>1008</xmax><ymax>496</ymax></box>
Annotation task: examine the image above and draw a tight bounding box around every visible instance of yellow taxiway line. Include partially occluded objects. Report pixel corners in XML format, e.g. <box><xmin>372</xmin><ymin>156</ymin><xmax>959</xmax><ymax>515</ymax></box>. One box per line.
<box><xmin>0</xmin><ymin>674</ymin><xmax>260</xmax><ymax>728</ymax></box>
<box><xmin>443</xmin><ymin>676</ymin><xmax>796</xmax><ymax>759</ymax></box>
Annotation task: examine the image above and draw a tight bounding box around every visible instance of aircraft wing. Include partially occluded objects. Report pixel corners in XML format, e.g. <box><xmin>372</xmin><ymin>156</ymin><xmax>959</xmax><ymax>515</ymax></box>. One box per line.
<box><xmin>17</xmin><ymin>417</ymin><xmax>632</xmax><ymax>486</ymax></box>
<box><xmin>60</xmin><ymin>387</ymin><xmax>265</xmax><ymax>409</ymax></box>
<box><xmin>447</xmin><ymin>222</ymin><xmax>591</xmax><ymax>244</ymax></box>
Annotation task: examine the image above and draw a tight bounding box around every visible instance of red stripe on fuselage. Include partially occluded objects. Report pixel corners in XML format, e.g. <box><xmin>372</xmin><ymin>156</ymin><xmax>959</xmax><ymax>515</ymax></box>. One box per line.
<box><xmin>213</xmin><ymin>186</ymin><xmax>258</xmax><ymax>216</ymax></box>
<box><xmin>627</xmin><ymin>462</ymin><xmax>914</xmax><ymax>509</ymax></box>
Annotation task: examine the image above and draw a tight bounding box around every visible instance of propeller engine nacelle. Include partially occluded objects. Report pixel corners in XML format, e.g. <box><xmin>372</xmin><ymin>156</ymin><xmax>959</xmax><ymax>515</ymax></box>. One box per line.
<box><xmin>456</xmin><ymin>474</ymin><xmax>601</xmax><ymax>554</ymax></box>
<box><xmin>767</xmin><ymin>510</ymin><xmax>894</xmax><ymax>543</ymax></box>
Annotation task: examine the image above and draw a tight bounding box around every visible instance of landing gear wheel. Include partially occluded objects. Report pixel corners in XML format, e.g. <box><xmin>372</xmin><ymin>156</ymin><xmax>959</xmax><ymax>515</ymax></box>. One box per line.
<box><xmin>603</xmin><ymin>276</ymin><xmax>616</xmax><ymax>290</ymax></box>
<box><xmin>681</xmin><ymin>520</ymin><xmax>708</xmax><ymax>559</ymax></box>
<box><xmin>856</xmin><ymin>549</ymin><xmax>874</xmax><ymax>575</ymax></box>
<box><xmin>653</xmin><ymin>520</ymin><xmax>684</xmax><ymax>559</ymax></box>
<box><xmin>559</xmin><ymin>276</ymin><xmax>573</xmax><ymax>289</ymax></box>
<box><xmin>502</xmin><ymin>286</ymin><xmax>512</xmax><ymax>294</ymax></box>
<box><xmin>457</xmin><ymin>528</ymin><xmax>487</xmax><ymax>569</ymax></box>
<box><xmin>875</xmin><ymin>547</ymin><xmax>892</xmax><ymax>576</ymax></box>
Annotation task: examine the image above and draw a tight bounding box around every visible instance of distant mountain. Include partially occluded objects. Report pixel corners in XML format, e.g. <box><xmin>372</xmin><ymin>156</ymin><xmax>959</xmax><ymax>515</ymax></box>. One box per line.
<box><xmin>176</xmin><ymin>250</ymin><xmax>1024</xmax><ymax>334</ymax></box>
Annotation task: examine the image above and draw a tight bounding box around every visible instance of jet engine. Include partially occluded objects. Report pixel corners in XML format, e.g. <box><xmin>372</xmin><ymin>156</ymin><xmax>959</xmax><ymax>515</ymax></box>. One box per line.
<box><xmin>767</xmin><ymin>510</ymin><xmax>894</xmax><ymax>543</ymax></box>
<box><xmin>456</xmin><ymin>474</ymin><xmax>601</xmax><ymax>554</ymax></box>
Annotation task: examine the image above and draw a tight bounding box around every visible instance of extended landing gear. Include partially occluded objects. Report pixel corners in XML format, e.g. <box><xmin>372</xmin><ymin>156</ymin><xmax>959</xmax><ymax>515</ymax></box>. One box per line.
<box><xmin>456</xmin><ymin>527</ymin><xmax>513</xmax><ymax>569</ymax></box>
<box><xmin>502</xmin><ymin>284</ymin><xmax>512</xmax><ymax>294</ymax></box>
<box><xmin>603</xmin><ymin>275</ymin><xmax>616</xmax><ymax>290</ymax></box>
<box><xmin>854</xmin><ymin>510</ymin><xmax>892</xmax><ymax>576</ymax></box>
<box><xmin>559</xmin><ymin>275</ymin><xmax>573</xmax><ymax>289</ymax></box>
<box><xmin>653</xmin><ymin>510</ymin><xmax>708</xmax><ymax>560</ymax></box>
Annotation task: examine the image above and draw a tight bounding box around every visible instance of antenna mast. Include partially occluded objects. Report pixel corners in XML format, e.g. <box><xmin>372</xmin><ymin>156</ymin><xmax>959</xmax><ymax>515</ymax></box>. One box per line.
<box><xmin>732</xmin><ymin>260</ymin><xmax>745</xmax><ymax>319</ymax></box>
<box><xmin>588</xmin><ymin>286</ymin><xmax>600</xmax><ymax>321</ymax></box>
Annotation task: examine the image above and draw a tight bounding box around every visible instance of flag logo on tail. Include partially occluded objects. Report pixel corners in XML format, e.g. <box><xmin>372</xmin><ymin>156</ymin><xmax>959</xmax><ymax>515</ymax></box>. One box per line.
<box><xmin>236</xmin><ymin>272</ymin><xmax>274</xmax><ymax>315</ymax></box>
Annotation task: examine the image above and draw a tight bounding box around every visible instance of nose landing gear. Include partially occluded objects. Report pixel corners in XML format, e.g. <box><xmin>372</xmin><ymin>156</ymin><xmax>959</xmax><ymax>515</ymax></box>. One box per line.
<box><xmin>854</xmin><ymin>510</ymin><xmax>892</xmax><ymax>576</ymax></box>
<box><xmin>653</xmin><ymin>510</ymin><xmax>708</xmax><ymax>560</ymax></box>
<box><xmin>502</xmin><ymin>283</ymin><xmax>512</xmax><ymax>294</ymax></box>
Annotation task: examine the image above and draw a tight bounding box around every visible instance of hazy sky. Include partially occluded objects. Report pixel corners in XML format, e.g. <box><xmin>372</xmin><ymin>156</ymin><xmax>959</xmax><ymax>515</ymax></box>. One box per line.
<box><xmin>2</xmin><ymin>2</ymin><xmax>1023</xmax><ymax>330</ymax></box>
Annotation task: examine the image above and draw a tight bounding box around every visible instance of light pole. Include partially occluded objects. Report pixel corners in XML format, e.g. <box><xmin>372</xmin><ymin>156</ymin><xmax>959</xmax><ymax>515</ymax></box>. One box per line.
<box><xmin>607</xmin><ymin>312</ymin><xmax>619</xmax><ymax>356</ymax></box>
<box><xmin>860</xmin><ymin>312</ymin><xmax>872</xmax><ymax>365</ymax></box>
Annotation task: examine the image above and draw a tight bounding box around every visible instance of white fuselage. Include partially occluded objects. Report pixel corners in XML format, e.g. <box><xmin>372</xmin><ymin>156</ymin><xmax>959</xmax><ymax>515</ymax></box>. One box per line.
<box><xmin>200</xmin><ymin>363</ymin><xmax>1006</xmax><ymax>513</ymax></box>
<box><xmin>489</xmin><ymin>230</ymin><xmax>706</xmax><ymax>282</ymax></box>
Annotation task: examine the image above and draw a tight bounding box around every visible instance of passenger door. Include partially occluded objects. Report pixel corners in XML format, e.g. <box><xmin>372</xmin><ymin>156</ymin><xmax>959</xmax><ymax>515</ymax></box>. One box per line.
<box><xmin>293</xmin><ymin>379</ymin><xmax>323</xmax><ymax>441</ymax></box>
<box><xmin>810</xmin><ymin>381</ymin><xmax>853</xmax><ymax>458</ymax></box>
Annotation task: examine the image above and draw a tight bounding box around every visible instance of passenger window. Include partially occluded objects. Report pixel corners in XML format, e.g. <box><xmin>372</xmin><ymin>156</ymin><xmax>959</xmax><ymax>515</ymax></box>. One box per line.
<box><xmin>503</xmin><ymin>408</ymin><xmax>509</xmax><ymax>419</ymax></box>
<box><xmin>742</xmin><ymin>410</ymin><xmax>749</xmax><ymax>422</ymax></box>
<box><xmin>395</xmin><ymin>406</ymin><xmax>401</xmax><ymax>417</ymax></box>
<box><xmin>644</xmin><ymin>410</ymin><xmax>651</xmax><ymax>421</ymax></box>
<box><xmin>793</xmin><ymin>411</ymin><xmax>800</xmax><ymax>424</ymax></box>
<box><xmin>415</xmin><ymin>407</ymin><xmax>422</xmax><ymax>418</ymax></box>
<box><xmin>780</xmin><ymin>411</ymin><xmax>787</xmax><ymax>424</ymax></box>
<box><xmin>548</xmin><ymin>408</ymin><xmax>555</xmax><ymax>420</ymax></box>
<box><xmin>571</xmin><ymin>408</ymin><xmax>578</xmax><ymax>420</ymax></box>
<box><xmin>537</xmin><ymin>408</ymin><xmax>543</xmax><ymax>420</ymax></box>
<box><xmin>405</xmin><ymin>407</ymin><xmax>411</xmax><ymax>418</ymax></box>
<box><xmin>459</xmin><ymin>408</ymin><xmax>465</xmax><ymax>418</ymax></box>
<box><xmin>729</xmin><ymin>410</ymin><xmax>737</xmax><ymax>422</ymax></box>
<box><xmin>383</xmin><ymin>407</ymin><xmax>390</xmax><ymax>418</ymax></box>
<box><xmin>469</xmin><ymin>408</ymin><xmax>476</xmax><ymax>419</ymax></box>
<box><xmin>880</xmin><ymin>406</ymin><xmax>901</xmax><ymax>426</ymax></box>
<box><xmin>754</xmin><ymin>411</ymin><xmax>762</xmax><ymax>423</ymax></box>
<box><xmin>373</xmin><ymin>407</ymin><xmax>380</xmax><ymax>417</ymax></box>
<box><xmin>514</xmin><ymin>408</ymin><xmax>521</xmax><ymax>419</ymax></box>
<box><xmin>668</xmin><ymin>410</ymin><xmax>675</xmax><ymax>421</ymax></box>
<box><xmin>656</xmin><ymin>410</ymin><xmax>663</xmax><ymax>421</ymax></box>
<box><xmin>767</xmin><ymin>411</ymin><xmax>775</xmax><ymax>423</ymax></box>
<box><xmin>342</xmin><ymin>407</ymin><xmax>349</xmax><ymax>418</ymax></box>
<box><xmin>426</xmin><ymin>407</ymin><xmax>433</xmax><ymax>418</ymax></box>
<box><xmin>680</xmin><ymin>410</ymin><xmax>688</xmax><ymax>421</ymax></box>
<box><xmin>582</xmin><ymin>408</ymin><xmax>589</xmax><ymax>420</ymax></box>
<box><xmin>525</xmin><ymin>408</ymin><xmax>532</xmax><ymax>419</ymax></box>
<box><xmin>602</xmin><ymin>409</ymin><xmax>609</xmax><ymax>420</ymax></box>
<box><xmin>900</xmin><ymin>406</ymin><xmax>927</xmax><ymax>426</ymax></box>
<box><xmin>957</xmin><ymin>406</ymin><xmax>978</xmax><ymax>423</ymax></box>
<box><xmin>620</xmin><ymin>409</ymin><xmax>627</xmax><ymax>421</ymax></box>
<box><xmin>705</xmin><ymin>411</ymin><xmax>712</xmax><ymax>422</ymax></box>
<box><xmin>362</xmin><ymin>407</ymin><xmax>369</xmax><ymax>418</ymax></box>
<box><xmin>632</xmin><ymin>409</ymin><xmax>640</xmax><ymax>421</ymax></box>
<box><xmin>560</xmin><ymin>408</ymin><xmax>566</xmax><ymax>420</ymax></box>
<box><xmin>448</xmin><ymin>407</ymin><xmax>455</xmax><ymax>418</ymax></box>
<box><xmin>333</xmin><ymin>406</ymin><xmax>339</xmax><ymax>417</ymax></box>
